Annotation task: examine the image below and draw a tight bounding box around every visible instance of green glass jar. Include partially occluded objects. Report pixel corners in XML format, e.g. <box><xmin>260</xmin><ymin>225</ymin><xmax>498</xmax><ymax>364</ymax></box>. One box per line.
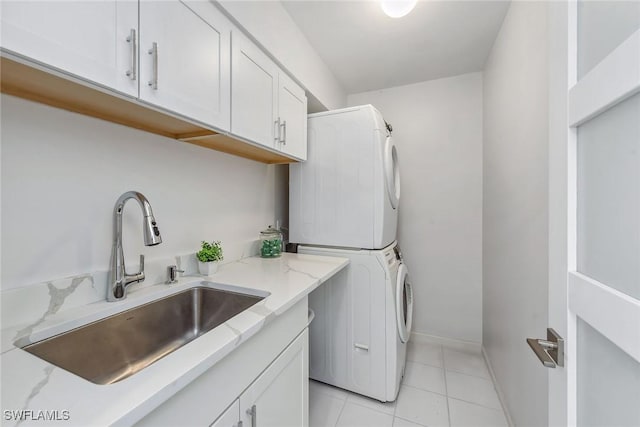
<box><xmin>260</xmin><ymin>226</ymin><xmax>283</xmax><ymax>258</ymax></box>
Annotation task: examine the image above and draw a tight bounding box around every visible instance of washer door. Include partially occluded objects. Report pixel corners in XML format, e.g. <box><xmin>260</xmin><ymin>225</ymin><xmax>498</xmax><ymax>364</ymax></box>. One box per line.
<box><xmin>384</xmin><ymin>137</ymin><xmax>401</xmax><ymax>209</ymax></box>
<box><xmin>396</xmin><ymin>263</ymin><xmax>413</xmax><ymax>343</ymax></box>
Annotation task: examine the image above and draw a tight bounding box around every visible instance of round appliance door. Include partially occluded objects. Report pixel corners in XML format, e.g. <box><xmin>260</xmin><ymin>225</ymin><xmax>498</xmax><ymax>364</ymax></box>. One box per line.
<box><xmin>396</xmin><ymin>263</ymin><xmax>413</xmax><ymax>343</ymax></box>
<box><xmin>384</xmin><ymin>137</ymin><xmax>401</xmax><ymax>209</ymax></box>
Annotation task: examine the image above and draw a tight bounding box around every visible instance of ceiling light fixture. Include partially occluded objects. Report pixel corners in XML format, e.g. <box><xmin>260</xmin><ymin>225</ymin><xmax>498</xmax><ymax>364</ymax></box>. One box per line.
<box><xmin>380</xmin><ymin>0</ymin><xmax>417</xmax><ymax>18</ymax></box>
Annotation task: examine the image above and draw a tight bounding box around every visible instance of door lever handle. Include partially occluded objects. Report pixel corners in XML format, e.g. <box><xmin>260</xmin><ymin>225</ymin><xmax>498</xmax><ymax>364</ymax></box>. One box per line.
<box><xmin>527</xmin><ymin>328</ymin><xmax>564</xmax><ymax>368</ymax></box>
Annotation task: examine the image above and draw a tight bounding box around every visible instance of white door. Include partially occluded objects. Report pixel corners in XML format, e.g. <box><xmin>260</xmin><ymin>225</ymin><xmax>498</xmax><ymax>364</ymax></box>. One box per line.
<box><xmin>0</xmin><ymin>1</ymin><xmax>138</xmax><ymax>97</ymax></box>
<box><xmin>231</xmin><ymin>30</ymin><xmax>278</xmax><ymax>148</ymax></box>
<box><xmin>277</xmin><ymin>72</ymin><xmax>308</xmax><ymax>160</ymax></box>
<box><xmin>547</xmin><ymin>1</ymin><xmax>640</xmax><ymax>425</ymax></box>
<box><xmin>240</xmin><ymin>330</ymin><xmax>308</xmax><ymax>427</ymax></box>
<box><xmin>139</xmin><ymin>0</ymin><xmax>231</xmax><ymax>130</ymax></box>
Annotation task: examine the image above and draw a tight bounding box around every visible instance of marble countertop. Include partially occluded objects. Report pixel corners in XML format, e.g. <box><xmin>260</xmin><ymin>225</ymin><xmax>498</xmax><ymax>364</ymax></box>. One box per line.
<box><xmin>0</xmin><ymin>253</ymin><xmax>349</xmax><ymax>427</ymax></box>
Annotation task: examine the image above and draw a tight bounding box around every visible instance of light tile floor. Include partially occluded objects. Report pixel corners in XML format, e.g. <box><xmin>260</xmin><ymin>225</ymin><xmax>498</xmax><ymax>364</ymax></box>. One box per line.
<box><xmin>309</xmin><ymin>341</ymin><xmax>509</xmax><ymax>427</ymax></box>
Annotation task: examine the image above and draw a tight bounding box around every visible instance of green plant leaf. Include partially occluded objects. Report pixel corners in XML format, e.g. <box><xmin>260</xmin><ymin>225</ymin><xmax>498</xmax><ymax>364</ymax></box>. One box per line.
<box><xmin>196</xmin><ymin>240</ymin><xmax>224</xmax><ymax>262</ymax></box>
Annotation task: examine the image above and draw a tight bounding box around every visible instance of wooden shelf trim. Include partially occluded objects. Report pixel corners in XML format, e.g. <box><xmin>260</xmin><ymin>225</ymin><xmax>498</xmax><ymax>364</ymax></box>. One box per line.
<box><xmin>0</xmin><ymin>56</ymin><xmax>295</xmax><ymax>164</ymax></box>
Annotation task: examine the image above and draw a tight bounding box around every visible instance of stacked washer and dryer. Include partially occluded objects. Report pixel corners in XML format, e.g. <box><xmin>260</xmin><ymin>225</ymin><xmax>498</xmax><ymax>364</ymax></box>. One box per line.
<box><xmin>289</xmin><ymin>104</ymin><xmax>413</xmax><ymax>402</ymax></box>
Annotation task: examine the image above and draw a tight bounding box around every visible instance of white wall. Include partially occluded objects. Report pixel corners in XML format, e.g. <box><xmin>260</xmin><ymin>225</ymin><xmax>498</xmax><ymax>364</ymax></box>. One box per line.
<box><xmin>348</xmin><ymin>73</ymin><xmax>483</xmax><ymax>343</ymax></box>
<box><xmin>482</xmin><ymin>2</ymin><xmax>549</xmax><ymax>426</ymax></box>
<box><xmin>218</xmin><ymin>0</ymin><xmax>346</xmax><ymax>111</ymax></box>
<box><xmin>0</xmin><ymin>95</ymin><xmax>287</xmax><ymax>291</ymax></box>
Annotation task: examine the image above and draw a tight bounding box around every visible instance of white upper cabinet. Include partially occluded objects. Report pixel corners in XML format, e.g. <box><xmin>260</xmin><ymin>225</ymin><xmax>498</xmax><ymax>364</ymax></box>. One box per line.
<box><xmin>0</xmin><ymin>1</ymin><xmax>138</xmax><ymax>97</ymax></box>
<box><xmin>231</xmin><ymin>30</ymin><xmax>308</xmax><ymax>160</ymax></box>
<box><xmin>1</xmin><ymin>0</ymin><xmax>305</xmax><ymax>162</ymax></box>
<box><xmin>231</xmin><ymin>30</ymin><xmax>279</xmax><ymax>149</ymax></box>
<box><xmin>277</xmin><ymin>72</ymin><xmax>308</xmax><ymax>160</ymax></box>
<box><xmin>139</xmin><ymin>0</ymin><xmax>231</xmax><ymax>131</ymax></box>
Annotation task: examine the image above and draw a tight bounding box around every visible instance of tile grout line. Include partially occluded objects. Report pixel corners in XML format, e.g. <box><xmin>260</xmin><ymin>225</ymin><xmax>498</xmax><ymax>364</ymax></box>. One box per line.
<box><xmin>332</xmin><ymin>391</ymin><xmax>348</xmax><ymax>427</ymax></box>
<box><xmin>409</xmin><ymin>347</ymin><xmax>492</xmax><ymax>380</ymax></box>
<box><xmin>392</xmin><ymin>377</ymin><xmax>398</xmax><ymax>422</ymax></box>
<box><xmin>481</xmin><ymin>346</ymin><xmax>514</xmax><ymax>426</ymax></box>
<box><xmin>392</xmin><ymin>382</ymin><xmax>506</xmax><ymax>414</ymax></box>
<box><xmin>398</xmin><ymin>383</ymin><xmax>447</xmax><ymax>399</ymax></box>
<box><xmin>407</xmin><ymin>355</ymin><xmax>493</xmax><ymax>381</ymax></box>
<box><xmin>447</xmin><ymin>396</ymin><xmax>506</xmax><ymax>413</ymax></box>
<box><xmin>394</xmin><ymin>413</ymin><xmax>428</xmax><ymax>426</ymax></box>
<box><xmin>405</xmin><ymin>357</ymin><xmax>444</xmax><ymax>370</ymax></box>
<box><xmin>343</xmin><ymin>396</ymin><xmax>395</xmax><ymax>419</ymax></box>
<box><xmin>442</xmin><ymin>344</ymin><xmax>452</xmax><ymax>427</ymax></box>
<box><xmin>443</xmin><ymin>367</ymin><xmax>492</xmax><ymax>381</ymax></box>
<box><xmin>314</xmin><ymin>379</ymin><xmax>400</xmax><ymax>425</ymax></box>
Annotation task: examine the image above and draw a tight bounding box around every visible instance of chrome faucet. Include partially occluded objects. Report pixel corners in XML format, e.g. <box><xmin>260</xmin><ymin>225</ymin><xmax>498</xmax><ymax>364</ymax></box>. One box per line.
<box><xmin>108</xmin><ymin>191</ymin><xmax>162</xmax><ymax>301</ymax></box>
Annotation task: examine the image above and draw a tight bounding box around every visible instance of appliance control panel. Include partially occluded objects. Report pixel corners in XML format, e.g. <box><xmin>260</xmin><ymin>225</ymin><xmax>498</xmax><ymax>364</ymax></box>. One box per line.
<box><xmin>385</xmin><ymin>244</ymin><xmax>402</xmax><ymax>267</ymax></box>
<box><xmin>393</xmin><ymin>244</ymin><xmax>403</xmax><ymax>261</ymax></box>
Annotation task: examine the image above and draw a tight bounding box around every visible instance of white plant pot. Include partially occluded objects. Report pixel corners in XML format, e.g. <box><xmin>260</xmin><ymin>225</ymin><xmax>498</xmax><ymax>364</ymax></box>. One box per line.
<box><xmin>198</xmin><ymin>260</ymin><xmax>219</xmax><ymax>276</ymax></box>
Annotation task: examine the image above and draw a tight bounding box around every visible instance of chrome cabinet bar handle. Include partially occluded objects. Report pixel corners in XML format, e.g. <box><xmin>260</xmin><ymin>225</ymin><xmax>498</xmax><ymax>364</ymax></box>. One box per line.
<box><xmin>246</xmin><ymin>405</ymin><xmax>256</xmax><ymax>427</ymax></box>
<box><xmin>280</xmin><ymin>120</ymin><xmax>287</xmax><ymax>145</ymax></box>
<box><xmin>125</xmin><ymin>29</ymin><xmax>137</xmax><ymax>80</ymax></box>
<box><xmin>148</xmin><ymin>42</ymin><xmax>158</xmax><ymax>90</ymax></box>
<box><xmin>354</xmin><ymin>343</ymin><xmax>369</xmax><ymax>351</ymax></box>
<box><xmin>274</xmin><ymin>118</ymin><xmax>281</xmax><ymax>143</ymax></box>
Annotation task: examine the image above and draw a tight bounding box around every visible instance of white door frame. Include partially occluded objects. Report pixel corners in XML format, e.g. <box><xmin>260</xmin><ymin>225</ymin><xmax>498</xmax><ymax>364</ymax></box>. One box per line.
<box><xmin>548</xmin><ymin>2</ymin><xmax>574</xmax><ymax>424</ymax></box>
<box><xmin>547</xmin><ymin>2</ymin><xmax>640</xmax><ymax>425</ymax></box>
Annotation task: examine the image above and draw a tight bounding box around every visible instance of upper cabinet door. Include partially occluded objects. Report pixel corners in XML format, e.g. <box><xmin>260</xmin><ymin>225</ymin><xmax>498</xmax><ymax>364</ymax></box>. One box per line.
<box><xmin>0</xmin><ymin>1</ymin><xmax>138</xmax><ymax>97</ymax></box>
<box><xmin>231</xmin><ymin>31</ymin><xmax>279</xmax><ymax>149</ymax></box>
<box><xmin>277</xmin><ymin>73</ymin><xmax>308</xmax><ymax>160</ymax></box>
<box><xmin>139</xmin><ymin>0</ymin><xmax>231</xmax><ymax>131</ymax></box>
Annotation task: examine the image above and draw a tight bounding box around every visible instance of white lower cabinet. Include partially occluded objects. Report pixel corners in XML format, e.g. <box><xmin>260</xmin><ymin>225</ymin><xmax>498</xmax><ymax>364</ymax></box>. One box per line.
<box><xmin>238</xmin><ymin>330</ymin><xmax>308</xmax><ymax>427</ymax></box>
<box><xmin>135</xmin><ymin>299</ymin><xmax>308</xmax><ymax>427</ymax></box>
<box><xmin>213</xmin><ymin>330</ymin><xmax>308</xmax><ymax>427</ymax></box>
<box><xmin>210</xmin><ymin>401</ymin><xmax>240</xmax><ymax>427</ymax></box>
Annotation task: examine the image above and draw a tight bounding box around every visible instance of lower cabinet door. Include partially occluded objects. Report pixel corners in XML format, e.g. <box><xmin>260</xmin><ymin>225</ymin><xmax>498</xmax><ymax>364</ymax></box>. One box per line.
<box><xmin>210</xmin><ymin>400</ymin><xmax>240</xmax><ymax>427</ymax></box>
<box><xmin>240</xmin><ymin>329</ymin><xmax>309</xmax><ymax>427</ymax></box>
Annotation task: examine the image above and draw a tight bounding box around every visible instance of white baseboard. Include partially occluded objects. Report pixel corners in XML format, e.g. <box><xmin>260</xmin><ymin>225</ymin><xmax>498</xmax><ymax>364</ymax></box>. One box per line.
<box><xmin>410</xmin><ymin>331</ymin><xmax>482</xmax><ymax>354</ymax></box>
<box><xmin>482</xmin><ymin>346</ymin><xmax>515</xmax><ymax>427</ymax></box>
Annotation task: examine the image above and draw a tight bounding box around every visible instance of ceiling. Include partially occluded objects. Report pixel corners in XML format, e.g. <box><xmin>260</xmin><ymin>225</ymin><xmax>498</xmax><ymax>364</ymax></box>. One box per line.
<box><xmin>281</xmin><ymin>1</ymin><xmax>510</xmax><ymax>94</ymax></box>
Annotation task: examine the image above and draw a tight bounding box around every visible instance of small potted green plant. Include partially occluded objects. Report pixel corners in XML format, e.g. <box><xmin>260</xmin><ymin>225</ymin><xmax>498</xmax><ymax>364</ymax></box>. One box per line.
<box><xmin>196</xmin><ymin>240</ymin><xmax>223</xmax><ymax>276</ymax></box>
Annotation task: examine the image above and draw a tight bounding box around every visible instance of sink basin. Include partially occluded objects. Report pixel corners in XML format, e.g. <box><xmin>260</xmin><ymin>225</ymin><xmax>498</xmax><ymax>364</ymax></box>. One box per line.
<box><xmin>21</xmin><ymin>286</ymin><xmax>266</xmax><ymax>384</ymax></box>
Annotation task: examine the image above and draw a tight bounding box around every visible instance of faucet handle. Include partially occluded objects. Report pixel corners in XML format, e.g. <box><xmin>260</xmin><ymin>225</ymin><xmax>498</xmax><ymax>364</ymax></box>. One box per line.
<box><xmin>122</xmin><ymin>254</ymin><xmax>145</xmax><ymax>287</ymax></box>
<box><xmin>166</xmin><ymin>265</ymin><xmax>185</xmax><ymax>284</ymax></box>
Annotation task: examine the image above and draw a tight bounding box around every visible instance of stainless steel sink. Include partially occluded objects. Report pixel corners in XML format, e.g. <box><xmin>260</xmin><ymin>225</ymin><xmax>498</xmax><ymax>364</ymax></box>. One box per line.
<box><xmin>21</xmin><ymin>286</ymin><xmax>266</xmax><ymax>384</ymax></box>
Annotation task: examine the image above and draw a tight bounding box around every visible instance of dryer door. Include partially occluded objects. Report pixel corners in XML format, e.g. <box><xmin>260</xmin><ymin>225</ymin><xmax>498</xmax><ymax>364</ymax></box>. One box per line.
<box><xmin>384</xmin><ymin>137</ymin><xmax>401</xmax><ymax>209</ymax></box>
<box><xmin>396</xmin><ymin>263</ymin><xmax>413</xmax><ymax>343</ymax></box>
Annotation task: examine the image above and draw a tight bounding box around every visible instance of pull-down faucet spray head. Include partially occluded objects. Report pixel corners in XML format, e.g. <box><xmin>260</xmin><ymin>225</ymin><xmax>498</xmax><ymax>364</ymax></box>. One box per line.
<box><xmin>143</xmin><ymin>214</ymin><xmax>162</xmax><ymax>246</ymax></box>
